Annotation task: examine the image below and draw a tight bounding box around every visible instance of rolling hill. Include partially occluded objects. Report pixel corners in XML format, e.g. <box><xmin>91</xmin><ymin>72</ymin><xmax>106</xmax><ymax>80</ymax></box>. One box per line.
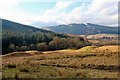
<box><xmin>42</xmin><ymin>23</ymin><xmax>118</xmax><ymax>35</ymax></box>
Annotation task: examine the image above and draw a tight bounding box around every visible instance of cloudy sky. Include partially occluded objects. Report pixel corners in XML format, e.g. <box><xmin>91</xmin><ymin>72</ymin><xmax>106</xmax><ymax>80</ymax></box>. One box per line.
<box><xmin>0</xmin><ymin>0</ymin><xmax>119</xmax><ymax>27</ymax></box>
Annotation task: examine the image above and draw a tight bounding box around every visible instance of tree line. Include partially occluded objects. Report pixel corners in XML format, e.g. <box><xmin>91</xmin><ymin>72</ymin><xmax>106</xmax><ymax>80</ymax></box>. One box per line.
<box><xmin>8</xmin><ymin>37</ymin><xmax>89</xmax><ymax>52</ymax></box>
<box><xmin>2</xmin><ymin>30</ymin><xmax>68</xmax><ymax>54</ymax></box>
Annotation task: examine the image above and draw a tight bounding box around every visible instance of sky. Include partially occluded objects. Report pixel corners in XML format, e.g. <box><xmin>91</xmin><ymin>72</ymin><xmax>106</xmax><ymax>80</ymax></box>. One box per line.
<box><xmin>0</xmin><ymin>0</ymin><xmax>119</xmax><ymax>28</ymax></box>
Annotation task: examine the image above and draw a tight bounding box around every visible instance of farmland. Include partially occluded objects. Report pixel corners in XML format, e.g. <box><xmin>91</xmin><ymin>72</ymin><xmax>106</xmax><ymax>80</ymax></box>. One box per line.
<box><xmin>2</xmin><ymin>45</ymin><xmax>119</xmax><ymax>78</ymax></box>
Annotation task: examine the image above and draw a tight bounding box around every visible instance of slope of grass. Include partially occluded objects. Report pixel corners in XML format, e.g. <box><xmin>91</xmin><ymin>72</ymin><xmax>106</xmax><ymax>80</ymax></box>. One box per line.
<box><xmin>94</xmin><ymin>45</ymin><xmax>119</xmax><ymax>53</ymax></box>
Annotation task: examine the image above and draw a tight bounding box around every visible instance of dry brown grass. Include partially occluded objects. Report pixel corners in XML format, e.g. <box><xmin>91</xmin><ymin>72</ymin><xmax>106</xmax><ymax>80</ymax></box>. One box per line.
<box><xmin>3</xmin><ymin>50</ymin><xmax>42</xmax><ymax>57</ymax></box>
<box><xmin>94</xmin><ymin>45</ymin><xmax>119</xmax><ymax>53</ymax></box>
<box><xmin>2</xmin><ymin>45</ymin><xmax>119</xmax><ymax>78</ymax></box>
<box><xmin>77</xmin><ymin>46</ymin><xmax>97</xmax><ymax>52</ymax></box>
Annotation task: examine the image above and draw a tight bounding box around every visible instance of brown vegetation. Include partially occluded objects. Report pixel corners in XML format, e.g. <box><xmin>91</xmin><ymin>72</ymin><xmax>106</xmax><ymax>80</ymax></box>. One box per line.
<box><xmin>2</xmin><ymin>45</ymin><xmax>119</xmax><ymax>78</ymax></box>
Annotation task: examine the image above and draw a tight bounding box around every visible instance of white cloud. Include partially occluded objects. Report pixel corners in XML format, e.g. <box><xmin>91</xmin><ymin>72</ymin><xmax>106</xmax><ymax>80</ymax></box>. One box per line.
<box><xmin>33</xmin><ymin>0</ymin><xmax>118</xmax><ymax>26</ymax></box>
<box><xmin>56</xmin><ymin>1</ymin><xmax>72</xmax><ymax>9</ymax></box>
<box><xmin>86</xmin><ymin>0</ymin><xmax>118</xmax><ymax>26</ymax></box>
<box><xmin>30</xmin><ymin>1</ymin><xmax>73</xmax><ymax>23</ymax></box>
<box><xmin>50</xmin><ymin>0</ymin><xmax>118</xmax><ymax>26</ymax></box>
<box><xmin>0</xmin><ymin>0</ymin><xmax>21</xmax><ymax>6</ymax></box>
<box><xmin>0</xmin><ymin>0</ymin><xmax>34</xmax><ymax>25</ymax></box>
<box><xmin>0</xmin><ymin>0</ymin><xmax>118</xmax><ymax>26</ymax></box>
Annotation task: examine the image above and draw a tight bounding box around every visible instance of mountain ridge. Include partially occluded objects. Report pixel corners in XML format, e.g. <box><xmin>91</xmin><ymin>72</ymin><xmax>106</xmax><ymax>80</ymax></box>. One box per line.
<box><xmin>42</xmin><ymin>23</ymin><xmax>118</xmax><ymax>35</ymax></box>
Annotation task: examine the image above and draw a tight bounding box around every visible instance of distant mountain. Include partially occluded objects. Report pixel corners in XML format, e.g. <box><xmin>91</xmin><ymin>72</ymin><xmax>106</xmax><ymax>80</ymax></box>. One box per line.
<box><xmin>42</xmin><ymin>23</ymin><xmax>118</xmax><ymax>35</ymax></box>
<box><xmin>31</xmin><ymin>21</ymin><xmax>60</xmax><ymax>28</ymax></box>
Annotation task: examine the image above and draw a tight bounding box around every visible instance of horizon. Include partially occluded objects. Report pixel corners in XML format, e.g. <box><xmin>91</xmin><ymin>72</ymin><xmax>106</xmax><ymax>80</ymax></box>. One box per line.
<box><xmin>0</xmin><ymin>0</ymin><xmax>119</xmax><ymax>28</ymax></box>
<box><xmin>2</xmin><ymin>18</ymin><xmax>118</xmax><ymax>29</ymax></box>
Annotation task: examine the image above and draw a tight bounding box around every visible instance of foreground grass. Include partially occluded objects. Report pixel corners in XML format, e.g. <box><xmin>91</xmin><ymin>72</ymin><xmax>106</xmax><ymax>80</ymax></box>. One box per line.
<box><xmin>3</xmin><ymin>65</ymin><xmax>118</xmax><ymax>78</ymax></box>
<box><xmin>2</xmin><ymin>45</ymin><xmax>119</xmax><ymax>78</ymax></box>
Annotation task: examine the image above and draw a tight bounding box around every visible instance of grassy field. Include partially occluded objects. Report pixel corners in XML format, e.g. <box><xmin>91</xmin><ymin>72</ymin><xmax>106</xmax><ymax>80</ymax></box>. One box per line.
<box><xmin>2</xmin><ymin>45</ymin><xmax>119</xmax><ymax>78</ymax></box>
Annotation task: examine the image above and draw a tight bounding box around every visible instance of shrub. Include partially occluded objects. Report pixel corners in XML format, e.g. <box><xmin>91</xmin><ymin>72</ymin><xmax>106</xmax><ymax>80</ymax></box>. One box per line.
<box><xmin>37</xmin><ymin>42</ymin><xmax>48</xmax><ymax>51</ymax></box>
<box><xmin>20</xmin><ymin>46</ymin><xmax>29</xmax><ymax>51</ymax></box>
<box><xmin>49</xmin><ymin>37</ymin><xmax>69</xmax><ymax>50</ymax></box>
<box><xmin>30</xmin><ymin>44</ymin><xmax>36</xmax><ymax>50</ymax></box>
<box><xmin>8</xmin><ymin>43</ymin><xmax>16</xmax><ymax>52</ymax></box>
<box><xmin>68</xmin><ymin>38</ymin><xmax>86</xmax><ymax>49</ymax></box>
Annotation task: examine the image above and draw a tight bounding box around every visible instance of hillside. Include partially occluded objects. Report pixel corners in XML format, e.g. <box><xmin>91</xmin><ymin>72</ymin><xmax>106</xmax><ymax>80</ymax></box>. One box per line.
<box><xmin>1</xmin><ymin>19</ymin><xmax>68</xmax><ymax>54</ymax></box>
<box><xmin>42</xmin><ymin>23</ymin><xmax>118</xmax><ymax>35</ymax></box>
<box><xmin>2</xmin><ymin>19</ymin><xmax>53</xmax><ymax>34</ymax></box>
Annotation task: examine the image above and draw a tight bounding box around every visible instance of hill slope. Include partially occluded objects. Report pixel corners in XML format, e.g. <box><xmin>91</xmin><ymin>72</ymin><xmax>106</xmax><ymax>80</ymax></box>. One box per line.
<box><xmin>42</xmin><ymin>23</ymin><xmax>118</xmax><ymax>35</ymax></box>
<box><xmin>2</xmin><ymin>19</ymin><xmax>54</xmax><ymax>34</ymax></box>
<box><xmin>1</xmin><ymin>19</ymin><xmax>67</xmax><ymax>54</ymax></box>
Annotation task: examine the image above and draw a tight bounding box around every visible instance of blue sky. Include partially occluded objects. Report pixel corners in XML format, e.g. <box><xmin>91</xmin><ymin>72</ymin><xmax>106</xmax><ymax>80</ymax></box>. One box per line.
<box><xmin>19</xmin><ymin>1</ymin><xmax>89</xmax><ymax>13</ymax></box>
<box><xmin>18</xmin><ymin>1</ymin><xmax>89</xmax><ymax>17</ymax></box>
<box><xmin>19</xmin><ymin>2</ymin><xmax>56</xmax><ymax>15</ymax></box>
<box><xmin>0</xmin><ymin>0</ymin><xmax>118</xmax><ymax>27</ymax></box>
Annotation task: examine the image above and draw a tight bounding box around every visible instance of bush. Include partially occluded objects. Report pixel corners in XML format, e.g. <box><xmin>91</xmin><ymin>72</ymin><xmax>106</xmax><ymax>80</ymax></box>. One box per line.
<box><xmin>30</xmin><ymin>44</ymin><xmax>36</xmax><ymax>50</ymax></box>
<box><xmin>48</xmin><ymin>37</ymin><xmax>88</xmax><ymax>50</ymax></box>
<box><xmin>68</xmin><ymin>38</ymin><xmax>86</xmax><ymax>49</ymax></box>
<box><xmin>20</xmin><ymin>46</ymin><xmax>29</xmax><ymax>51</ymax></box>
<box><xmin>37</xmin><ymin>42</ymin><xmax>48</xmax><ymax>51</ymax></box>
<box><xmin>8</xmin><ymin>43</ymin><xmax>16</xmax><ymax>52</ymax></box>
<box><xmin>49</xmin><ymin>37</ymin><xmax>68</xmax><ymax>50</ymax></box>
